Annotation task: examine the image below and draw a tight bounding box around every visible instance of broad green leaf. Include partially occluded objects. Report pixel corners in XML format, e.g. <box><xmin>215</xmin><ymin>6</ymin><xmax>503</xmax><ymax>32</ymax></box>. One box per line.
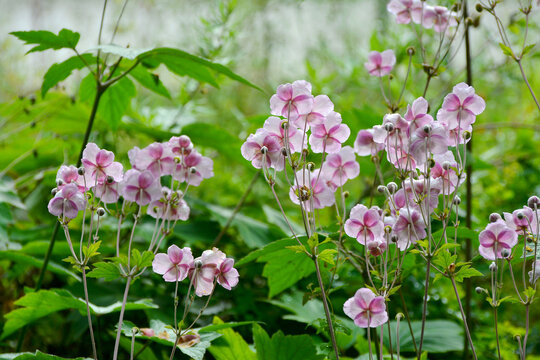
<box><xmin>382</xmin><ymin>320</ymin><xmax>463</xmax><ymax>353</ymax></box>
<box><xmin>522</xmin><ymin>44</ymin><xmax>535</xmax><ymax>56</ymax></box>
<box><xmin>453</xmin><ymin>265</ymin><xmax>483</xmax><ymax>282</ymax></box>
<box><xmin>128</xmin><ymin>65</ymin><xmax>171</xmax><ymax>99</ymax></box>
<box><xmin>42</xmin><ymin>54</ymin><xmax>96</xmax><ymax>97</ymax></box>
<box><xmin>318</xmin><ymin>249</ymin><xmax>337</xmax><ymax>265</ymax></box>
<box><xmin>498</xmin><ymin>42</ymin><xmax>514</xmax><ymax>58</ymax></box>
<box><xmin>88</xmin><ymin>298</ymin><xmax>158</xmax><ymax>315</ymax></box>
<box><xmin>82</xmin><ymin>240</ymin><xmax>101</xmax><ymax>259</ymax></box>
<box><xmin>433</xmin><ymin>250</ymin><xmax>456</xmax><ymax>269</ymax></box>
<box><xmin>86</xmin><ymin>261</ymin><xmax>121</xmax><ymax>281</ymax></box>
<box><xmin>262</xmin><ymin>204</ymin><xmax>304</xmax><ymax>236</ymax></box>
<box><xmin>0</xmin><ymin>178</ymin><xmax>26</xmax><ymax>209</ymax></box>
<box><xmin>0</xmin><ymin>350</ymin><xmax>91</xmax><ymax>360</ymax></box>
<box><xmin>199</xmin><ymin>321</ymin><xmax>257</xmax><ymax>333</ymax></box>
<box><xmin>237</xmin><ymin>238</ymin><xmax>304</xmax><ymax>266</ymax></box>
<box><xmin>0</xmin><ymin>251</ymin><xmax>80</xmax><ymax>281</ymax></box>
<box><xmin>182</xmin><ymin>123</ymin><xmax>243</xmax><ymax>163</ymax></box>
<box><xmin>252</xmin><ymin>323</ymin><xmax>323</xmax><ymax>360</ymax></box>
<box><xmin>10</xmin><ymin>29</ymin><xmax>80</xmax><ymax>53</ymax></box>
<box><xmin>138</xmin><ymin>47</ymin><xmax>262</xmax><ymax>91</ymax></box>
<box><xmin>207</xmin><ymin>317</ymin><xmax>256</xmax><ymax>360</ymax></box>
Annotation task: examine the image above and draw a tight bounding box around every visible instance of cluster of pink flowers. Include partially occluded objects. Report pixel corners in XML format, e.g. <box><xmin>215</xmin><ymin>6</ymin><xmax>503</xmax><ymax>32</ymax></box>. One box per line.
<box><xmin>479</xmin><ymin>195</ymin><xmax>539</xmax><ymax>262</ymax></box>
<box><xmin>241</xmin><ymin>80</ymin><xmax>359</xmax><ymax>212</ymax></box>
<box><xmin>346</xmin><ymin>83</ymin><xmax>485</xmax><ymax>252</ymax></box>
<box><xmin>47</xmin><ymin>136</ymin><xmax>213</xmax><ymax>220</ymax></box>
<box><xmin>387</xmin><ymin>0</ymin><xmax>458</xmax><ymax>32</ymax></box>
<box><xmin>152</xmin><ymin>245</ymin><xmax>239</xmax><ymax>296</ymax></box>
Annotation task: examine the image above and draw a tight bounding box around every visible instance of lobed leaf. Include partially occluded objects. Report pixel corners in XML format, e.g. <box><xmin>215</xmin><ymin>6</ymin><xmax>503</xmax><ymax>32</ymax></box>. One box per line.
<box><xmin>10</xmin><ymin>29</ymin><xmax>80</xmax><ymax>53</ymax></box>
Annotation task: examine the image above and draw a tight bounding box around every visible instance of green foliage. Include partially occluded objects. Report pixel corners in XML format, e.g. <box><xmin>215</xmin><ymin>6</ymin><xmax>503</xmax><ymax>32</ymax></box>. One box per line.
<box><xmin>41</xmin><ymin>54</ymin><xmax>96</xmax><ymax>98</ymax></box>
<box><xmin>207</xmin><ymin>317</ymin><xmax>256</xmax><ymax>360</ymax></box>
<box><xmin>252</xmin><ymin>323</ymin><xmax>323</xmax><ymax>360</ymax></box>
<box><xmin>86</xmin><ymin>262</ymin><xmax>121</xmax><ymax>281</ymax></box>
<box><xmin>0</xmin><ymin>251</ymin><xmax>80</xmax><ymax>281</ymax></box>
<box><xmin>0</xmin><ymin>351</ymin><xmax>91</xmax><ymax>360</ymax></box>
<box><xmin>9</xmin><ymin>29</ymin><xmax>80</xmax><ymax>53</ymax></box>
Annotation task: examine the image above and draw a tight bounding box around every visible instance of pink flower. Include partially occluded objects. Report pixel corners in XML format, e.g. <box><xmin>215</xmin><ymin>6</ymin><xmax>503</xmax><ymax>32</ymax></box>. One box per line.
<box><xmin>408</xmin><ymin>122</ymin><xmax>449</xmax><ymax>166</ymax></box>
<box><xmin>131</xmin><ymin>142</ymin><xmax>175</xmax><ymax>177</ymax></box>
<box><xmin>82</xmin><ymin>143</ymin><xmax>123</xmax><ymax>186</ymax></box>
<box><xmin>293</xmin><ymin>95</ymin><xmax>334</xmax><ymax>128</ymax></box>
<box><xmin>372</xmin><ymin>113</ymin><xmax>409</xmax><ymax>146</ymax></box>
<box><xmin>48</xmin><ymin>183</ymin><xmax>86</xmax><ymax>219</ymax></box>
<box><xmin>263</xmin><ymin>116</ymin><xmax>304</xmax><ymax>153</ymax></box>
<box><xmin>121</xmin><ymin>169</ymin><xmax>162</xmax><ymax>206</ymax></box>
<box><xmin>503</xmin><ymin>206</ymin><xmax>538</xmax><ymax>235</ymax></box>
<box><xmin>394</xmin><ymin>177</ymin><xmax>442</xmax><ymax>213</ymax></box>
<box><xmin>422</xmin><ymin>6</ymin><xmax>457</xmax><ymax>32</ymax></box>
<box><xmin>94</xmin><ymin>179</ymin><xmax>121</xmax><ymax>204</ymax></box>
<box><xmin>387</xmin><ymin>0</ymin><xmax>421</xmax><ymax>24</ymax></box>
<box><xmin>404</xmin><ymin>97</ymin><xmax>433</xmax><ymax>135</ymax></box>
<box><xmin>173</xmin><ymin>150</ymin><xmax>214</xmax><ymax>186</ymax></box>
<box><xmin>190</xmin><ymin>248</ymin><xmax>226</xmax><ymax>297</ymax></box>
<box><xmin>365</xmin><ymin>50</ymin><xmax>396</xmax><ymax>77</ymax></box>
<box><xmin>431</xmin><ymin>151</ymin><xmax>461</xmax><ymax>195</ymax></box>
<box><xmin>367</xmin><ymin>239</ymin><xmax>387</xmax><ymax>257</ymax></box>
<box><xmin>345</xmin><ymin>204</ymin><xmax>385</xmax><ymax>245</ymax></box>
<box><xmin>309</xmin><ymin>111</ymin><xmax>350</xmax><ymax>153</ymax></box>
<box><xmin>148</xmin><ymin>188</ymin><xmax>190</xmax><ymax>221</ymax></box>
<box><xmin>436</xmin><ymin>83</ymin><xmax>485</xmax><ymax>131</ymax></box>
<box><xmin>270</xmin><ymin>80</ymin><xmax>314</xmax><ymax>121</ymax></box>
<box><xmin>56</xmin><ymin>165</ymin><xmax>86</xmax><ymax>192</ymax></box>
<box><xmin>289</xmin><ymin>169</ymin><xmax>335</xmax><ymax>212</ymax></box>
<box><xmin>152</xmin><ymin>245</ymin><xmax>194</xmax><ymax>282</ymax></box>
<box><xmin>393</xmin><ymin>209</ymin><xmax>426</xmax><ymax>250</ymax></box>
<box><xmin>322</xmin><ymin>146</ymin><xmax>360</xmax><ymax>189</ymax></box>
<box><xmin>217</xmin><ymin>258</ymin><xmax>239</xmax><ymax>290</ymax></box>
<box><xmin>343</xmin><ymin>288</ymin><xmax>388</xmax><ymax>328</ymax></box>
<box><xmin>169</xmin><ymin>135</ymin><xmax>194</xmax><ymax>156</ymax></box>
<box><xmin>241</xmin><ymin>129</ymin><xmax>283</xmax><ymax>171</ymax></box>
<box><xmin>478</xmin><ymin>221</ymin><xmax>518</xmax><ymax>260</ymax></box>
<box><xmin>354</xmin><ymin>129</ymin><xmax>384</xmax><ymax>156</ymax></box>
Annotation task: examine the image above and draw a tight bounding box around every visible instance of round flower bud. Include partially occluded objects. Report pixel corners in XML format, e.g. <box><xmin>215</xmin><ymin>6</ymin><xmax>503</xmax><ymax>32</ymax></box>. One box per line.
<box><xmin>442</xmin><ymin>161</ymin><xmax>451</xmax><ymax>171</ymax></box>
<box><xmin>343</xmin><ymin>191</ymin><xmax>350</xmax><ymax>198</ymax></box>
<box><xmin>56</xmin><ymin>179</ymin><xmax>64</xmax><ymax>187</ymax></box>
<box><xmin>453</xmin><ymin>196</ymin><xmax>461</xmax><ymax>205</ymax></box>
<box><xmin>281</xmin><ymin>148</ymin><xmax>288</xmax><ymax>157</ymax></box>
<box><xmin>391</xmin><ymin>235</ymin><xmax>398</xmax><ymax>243</ymax></box>
<box><xmin>77</xmin><ymin>167</ymin><xmax>85</xmax><ymax>175</ymax></box>
<box><xmin>387</xmin><ymin>182</ymin><xmax>398</xmax><ymax>194</ymax></box>
<box><xmin>489</xmin><ymin>262</ymin><xmax>497</xmax><ymax>272</ymax></box>
<box><xmin>489</xmin><ymin>213</ymin><xmax>502</xmax><ymax>223</ymax></box>
<box><xmin>281</xmin><ymin>120</ymin><xmax>289</xmax><ymax>129</ymax></box>
<box><xmin>106</xmin><ymin>175</ymin><xmax>114</xmax><ymax>184</ymax></box>
<box><xmin>462</xmin><ymin>131</ymin><xmax>471</xmax><ymax>140</ymax></box>
<box><xmin>475</xmin><ymin>286</ymin><xmax>485</xmax><ymax>294</ymax></box>
<box><xmin>307</xmin><ymin>162</ymin><xmax>315</xmax><ymax>171</ymax></box>
<box><xmin>51</xmin><ymin>188</ymin><xmax>58</xmax><ymax>196</ymax></box>
<box><xmin>189</xmin><ymin>166</ymin><xmax>197</xmax><ymax>174</ymax></box>
<box><xmin>194</xmin><ymin>260</ymin><xmax>203</xmax><ymax>269</ymax></box>
<box><xmin>260</xmin><ymin>146</ymin><xmax>268</xmax><ymax>155</ymax></box>
<box><xmin>384</xmin><ymin>123</ymin><xmax>394</xmax><ymax>132</ymax></box>
<box><xmin>475</xmin><ymin>3</ymin><xmax>483</xmax><ymax>12</ymax></box>
<box><xmin>501</xmin><ymin>248</ymin><xmax>511</xmax><ymax>258</ymax></box>
<box><xmin>388</xmin><ymin>74</ymin><xmax>394</xmax><ymax>81</ymax></box>
<box><xmin>407</xmin><ymin>47</ymin><xmax>415</xmax><ymax>56</ymax></box>
<box><xmin>377</xmin><ymin>185</ymin><xmax>387</xmax><ymax>193</ymax></box>
<box><xmin>384</xmin><ymin>225</ymin><xmax>392</xmax><ymax>234</ymax></box>
<box><xmin>428</xmin><ymin>158</ymin><xmax>436</xmax><ymax>168</ymax></box>
<box><xmin>527</xmin><ymin>195</ymin><xmax>540</xmax><ymax>209</ymax></box>
<box><xmin>423</xmin><ymin>125</ymin><xmax>432</xmax><ymax>134</ymax></box>
<box><xmin>516</xmin><ymin>211</ymin><xmax>525</xmax><ymax>220</ymax></box>
<box><xmin>97</xmin><ymin>207</ymin><xmax>106</xmax><ymax>217</ymax></box>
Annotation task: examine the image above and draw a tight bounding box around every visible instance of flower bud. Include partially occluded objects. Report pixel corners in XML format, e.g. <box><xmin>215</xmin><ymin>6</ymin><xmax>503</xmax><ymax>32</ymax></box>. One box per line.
<box><xmin>396</xmin><ymin>312</ymin><xmax>404</xmax><ymax>320</ymax></box>
<box><xmin>501</xmin><ymin>248</ymin><xmax>511</xmax><ymax>258</ymax></box>
<box><xmin>423</xmin><ymin>125</ymin><xmax>432</xmax><ymax>134</ymax></box>
<box><xmin>475</xmin><ymin>286</ymin><xmax>485</xmax><ymax>294</ymax></box>
<box><xmin>475</xmin><ymin>3</ymin><xmax>483</xmax><ymax>12</ymax></box>
<box><xmin>388</xmin><ymin>74</ymin><xmax>394</xmax><ymax>81</ymax></box>
<box><xmin>377</xmin><ymin>185</ymin><xmax>387</xmax><ymax>193</ymax></box>
<box><xmin>106</xmin><ymin>175</ymin><xmax>114</xmax><ymax>184</ymax></box>
<box><xmin>462</xmin><ymin>131</ymin><xmax>471</xmax><ymax>140</ymax></box>
<box><xmin>97</xmin><ymin>207</ymin><xmax>106</xmax><ymax>217</ymax></box>
<box><xmin>51</xmin><ymin>188</ymin><xmax>58</xmax><ymax>196</ymax></box>
<box><xmin>77</xmin><ymin>167</ymin><xmax>85</xmax><ymax>175</ymax></box>
<box><xmin>489</xmin><ymin>262</ymin><xmax>497</xmax><ymax>272</ymax></box>
<box><xmin>194</xmin><ymin>260</ymin><xmax>203</xmax><ymax>269</ymax></box>
<box><xmin>56</xmin><ymin>179</ymin><xmax>64</xmax><ymax>187</ymax></box>
<box><xmin>384</xmin><ymin>123</ymin><xmax>394</xmax><ymax>132</ymax></box>
<box><xmin>387</xmin><ymin>182</ymin><xmax>398</xmax><ymax>194</ymax></box>
<box><xmin>302</xmin><ymin>148</ymin><xmax>309</xmax><ymax>157</ymax></box>
<box><xmin>260</xmin><ymin>146</ymin><xmax>268</xmax><ymax>155</ymax></box>
<box><xmin>527</xmin><ymin>195</ymin><xmax>540</xmax><ymax>209</ymax></box>
<box><xmin>407</xmin><ymin>47</ymin><xmax>415</xmax><ymax>56</ymax></box>
<box><xmin>385</xmin><ymin>225</ymin><xmax>392</xmax><ymax>234</ymax></box>
<box><xmin>343</xmin><ymin>191</ymin><xmax>350</xmax><ymax>198</ymax></box>
<box><xmin>428</xmin><ymin>158</ymin><xmax>436</xmax><ymax>168</ymax></box>
<box><xmin>442</xmin><ymin>161</ymin><xmax>451</xmax><ymax>171</ymax></box>
<box><xmin>516</xmin><ymin>211</ymin><xmax>525</xmax><ymax>220</ymax></box>
<box><xmin>391</xmin><ymin>235</ymin><xmax>398</xmax><ymax>243</ymax></box>
<box><xmin>489</xmin><ymin>213</ymin><xmax>502</xmax><ymax>223</ymax></box>
<box><xmin>453</xmin><ymin>196</ymin><xmax>461</xmax><ymax>205</ymax></box>
<box><xmin>281</xmin><ymin>148</ymin><xmax>288</xmax><ymax>157</ymax></box>
<box><xmin>281</xmin><ymin>120</ymin><xmax>289</xmax><ymax>129</ymax></box>
<box><xmin>307</xmin><ymin>162</ymin><xmax>315</xmax><ymax>171</ymax></box>
<box><xmin>189</xmin><ymin>166</ymin><xmax>197</xmax><ymax>174</ymax></box>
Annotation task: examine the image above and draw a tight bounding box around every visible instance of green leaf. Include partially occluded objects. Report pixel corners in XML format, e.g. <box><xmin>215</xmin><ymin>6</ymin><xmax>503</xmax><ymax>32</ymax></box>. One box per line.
<box><xmin>453</xmin><ymin>265</ymin><xmax>483</xmax><ymax>282</ymax></box>
<box><xmin>92</xmin><ymin>44</ymin><xmax>150</xmax><ymax>60</ymax></box>
<box><xmin>10</xmin><ymin>29</ymin><xmax>80</xmax><ymax>53</ymax></box>
<box><xmin>42</xmin><ymin>54</ymin><xmax>96</xmax><ymax>97</ymax></box>
<box><xmin>199</xmin><ymin>321</ymin><xmax>258</xmax><ymax>333</ymax></box>
<box><xmin>0</xmin><ymin>251</ymin><xmax>80</xmax><ymax>281</ymax></box>
<box><xmin>318</xmin><ymin>249</ymin><xmax>337</xmax><ymax>265</ymax></box>
<box><xmin>138</xmin><ymin>47</ymin><xmax>262</xmax><ymax>91</ymax></box>
<box><xmin>128</xmin><ymin>65</ymin><xmax>171</xmax><ymax>99</ymax></box>
<box><xmin>0</xmin><ymin>350</ymin><xmax>92</xmax><ymax>360</ymax></box>
<box><xmin>499</xmin><ymin>42</ymin><xmax>514</xmax><ymax>58</ymax></box>
<box><xmin>86</xmin><ymin>262</ymin><xmax>121</xmax><ymax>281</ymax></box>
<box><xmin>252</xmin><ymin>323</ymin><xmax>324</xmax><ymax>360</ymax></box>
<box><xmin>82</xmin><ymin>240</ymin><xmax>101</xmax><ymax>260</ymax></box>
<box><xmin>285</xmin><ymin>245</ymin><xmax>307</xmax><ymax>254</ymax></box>
<box><xmin>207</xmin><ymin>317</ymin><xmax>256</xmax><ymax>360</ymax></box>
<box><xmin>0</xmin><ymin>178</ymin><xmax>26</xmax><ymax>209</ymax></box>
<box><xmin>382</xmin><ymin>320</ymin><xmax>463</xmax><ymax>353</ymax></box>
<box><xmin>433</xmin><ymin>250</ymin><xmax>456</xmax><ymax>269</ymax></box>
<box><xmin>522</xmin><ymin>44</ymin><xmax>535</xmax><ymax>56</ymax></box>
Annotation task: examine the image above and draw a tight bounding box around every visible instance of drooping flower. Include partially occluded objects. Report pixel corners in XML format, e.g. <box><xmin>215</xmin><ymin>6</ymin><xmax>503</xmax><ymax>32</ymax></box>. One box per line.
<box><xmin>478</xmin><ymin>221</ymin><xmax>518</xmax><ymax>260</ymax></box>
<box><xmin>354</xmin><ymin>129</ymin><xmax>384</xmax><ymax>156</ymax></box>
<box><xmin>436</xmin><ymin>83</ymin><xmax>485</xmax><ymax>131</ymax></box>
<box><xmin>365</xmin><ymin>50</ymin><xmax>396</xmax><ymax>77</ymax></box>
<box><xmin>503</xmin><ymin>206</ymin><xmax>539</xmax><ymax>236</ymax></box>
<box><xmin>121</xmin><ymin>169</ymin><xmax>162</xmax><ymax>206</ymax></box>
<box><xmin>190</xmin><ymin>248</ymin><xmax>226</xmax><ymax>297</ymax></box>
<box><xmin>94</xmin><ymin>178</ymin><xmax>121</xmax><ymax>204</ymax></box>
<box><xmin>431</xmin><ymin>151</ymin><xmax>461</xmax><ymax>195</ymax></box>
<box><xmin>322</xmin><ymin>146</ymin><xmax>360</xmax><ymax>189</ymax></box>
<box><xmin>56</xmin><ymin>165</ymin><xmax>86</xmax><ymax>192</ymax></box>
<box><xmin>293</xmin><ymin>95</ymin><xmax>334</xmax><ymax>129</ymax></box>
<box><xmin>309</xmin><ymin>112</ymin><xmax>350</xmax><ymax>153</ymax></box>
<box><xmin>422</xmin><ymin>5</ymin><xmax>457</xmax><ymax>32</ymax></box>
<box><xmin>82</xmin><ymin>143</ymin><xmax>123</xmax><ymax>186</ymax></box>
<box><xmin>263</xmin><ymin>116</ymin><xmax>304</xmax><ymax>153</ymax></box>
<box><xmin>174</xmin><ymin>150</ymin><xmax>214</xmax><ymax>186</ymax></box>
<box><xmin>387</xmin><ymin>0</ymin><xmax>421</xmax><ymax>24</ymax></box>
<box><xmin>270</xmin><ymin>80</ymin><xmax>314</xmax><ymax>121</ymax></box>
<box><xmin>289</xmin><ymin>169</ymin><xmax>335</xmax><ymax>212</ymax></box>
<box><xmin>131</xmin><ymin>142</ymin><xmax>175</xmax><ymax>177</ymax></box>
<box><xmin>408</xmin><ymin>122</ymin><xmax>449</xmax><ymax>166</ymax></box>
<box><xmin>148</xmin><ymin>188</ymin><xmax>190</xmax><ymax>221</ymax></box>
<box><xmin>48</xmin><ymin>183</ymin><xmax>86</xmax><ymax>219</ymax></box>
<box><xmin>367</xmin><ymin>239</ymin><xmax>387</xmax><ymax>257</ymax></box>
<box><xmin>169</xmin><ymin>135</ymin><xmax>194</xmax><ymax>156</ymax></box>
<box><xmin>343</xmin><ymin>288</ymin><xmax>388</xmax><ymax>328</ymax></box>
<box><xmin>241</xmin><ymin>129</ymin><xmax>283</xmax><ymax>170</ymax></box>
<box><xmin>216</xmin><ymin>258</ymin><xmax>239</xmax><ymax>290</ymax></box>
<box><xmin>345</xmin><ymin>204</ymin><xmax>385</xmax><ymax>244</ymax></box>
<box><xmin>393</xmin><ymin>209</ymin><xmax>427</xmax><ymax>250</ymax></box>
<box><xmin>152</xmin><ymin>245</ymin><xmax>194</xmax><ymax>282</ymax></box>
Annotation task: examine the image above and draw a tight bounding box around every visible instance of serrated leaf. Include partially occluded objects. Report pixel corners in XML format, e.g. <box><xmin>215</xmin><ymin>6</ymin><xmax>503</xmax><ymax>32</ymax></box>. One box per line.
<box><xmin>42</xmin><ymin>54</ymin><xmax>96</xmax><ymax>97</ymax></box>
<box><xmin>86</xmin><ymin>261</ymin><xmax>121</xmax><ymax>281</ymax></box>
<box><xmin>252</xmin><ymin>323</ymin><xmax>323</xmax><ymax>360</ymax></box>
<box><xmin>207</xmin><ymin>317</ymin><xmax>256</xmax><ymax>360</ymax></box>
<box><xmin>382</xmin><ymin>320</ymin><xmax>463</xmax><ymax>353</ymax></box>
<box><xmin>317</xmin><ymin>249</ymin><xmax>337</xmax><ymax>265</ymax></box>
<box><xmin>83</xmin><ymin>240</ymin><xmax>101</xmax><ymax>259</ymax></box>
<box><xmin>433</xmin><ymin>250</ymin><xmax>456</xmax><ymax>269</ymax></box>
<box><xmin>453</xmin><ymin>265</ymin><xmax>483</xmax><ymax>282</ymax></box>
<box><xmin>10</xmin><ymin>29</ymin><xmax>80</xmax><ymax>53</ymax></box>
<box><xmin>499</xmin><ymin>42</ymin><xmax>514</xmax><ymax>58</ymax></box>
<box><xmin>128</xmin><ymin>65</ymin><xmax>171</xmax><ymax>99</ymax></box>
<box><xmin>522</xmin><ymin>44</ymin><xmax>535</xmax><ymax>56</ymax></box>
<box><xmin>285</xmin><ymin>245</ymin><xmax>307</xmax><ymax>253</ymax></box>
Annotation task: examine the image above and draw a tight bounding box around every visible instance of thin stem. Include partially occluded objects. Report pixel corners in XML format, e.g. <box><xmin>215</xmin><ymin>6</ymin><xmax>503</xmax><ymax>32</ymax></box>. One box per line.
<box><xmin>130</xmin><ymin>330</ymin><xmax>136</xmax><ymax>360</ymax></box>
<box><xmin>523</xmin><ymin>304</ymin><xmax>530</xmax><ymax>360</ymax></box>
<box><xmin>82</xmin><ymin>267</ymin><xmax>98</xmax><ymax>360</ymax></box>
<box><xmin>113</xmin><ymin>276</ymin><xmax>132</xmax><ymax>360</ymax></box>
<box><xmin>367</xmin><ymin>315</ymin><xmax>373</xmax><ymax>360</ymax></box>
<box><xmin>450</xmin><ymin>276</ymin><xmax>478</xmax><ymax>360</ymax></box>
<box><xmin>493</xmin><ymin>306</ymin><xmax>502</xmax><ymax>360</ymax></box>
<box><xmin>516</xmin><ymin>59</ymin><xmax>540</xmax><ymax>113</ymax></box>
<box><xmin>398</xmin><ymin>288</ymin><xmax>418</xmax><ymax>354</ymax></box>
<box><xmin>417</xmin><ymin>258</ymin><xmax>431</xmax><ymax>359</ymax></box>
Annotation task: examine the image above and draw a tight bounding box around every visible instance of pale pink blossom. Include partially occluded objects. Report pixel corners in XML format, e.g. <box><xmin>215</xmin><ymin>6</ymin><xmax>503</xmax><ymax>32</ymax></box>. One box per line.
<box><xmin>367</xmin><ymin>239</ymin><xmax>388</xmax><ymax>257</ymax></box>
<box><xmin>404</xmin><ymin>97</ymin><xmax>433</xmax><ymax>135</ymax></box>
<box><xmin>365</xmin><ymin>50</ymin><xmax>396</xmax><ymax>77</ymax></box>
<box><xmin>394</xmin><ymin>177</ymin><xmax>442</xmax><ymax>213</ymax></box>
<box><xmin>387</xmin><ymin>146</ymin><xmax>416</xmax><ymax>172</ymax></box>
<box><xmin>372</xmin><ymin>113</ymin><xmax>409</xmax><ymax>146</ymax></box>
<box><xmin>82</xmin><ymin>143</ymin><xmax>123</xmax><ymax>186</ymax></box>
<box><xmin>322</xmin><ymin>146</ymin><xmax>360</xmax><ymax>189</ymax></box>
<box><xmin>309</xmin><ymin>112</ymin><xmax>350</xmax><ymax>153</ymax></box>
<box><xmin>289</xmin><ymin>169</ymin><xmax>335</xmax><ymax>212</ymax></box>
<box><xmin>270</xmin><ymin>80</ymin><xmax>314</xmax><ymax>121</ymax></box>
<box><xmin>148</xmin><ymin>188</ymin><xmax>190</xmax><ymax>221</ymax></box>
<box><xmin>422</xmin><ymin>5</ymin><xmax>457</xmax><ymax>32</ymax></box>
<box><xmin>478</xmin><ymin>221</ymin><xmax>518</xmax><ymax>260</ymax></box>
<box><xmin>431</xmin><ymin>151</ymin><xmax>461</xmax><ymax>194</ymax></box>
<box><xmin>345</xmin><ymin>204</ymin><xmax>385</xmax><ymax>244</ymax></box>
<box><xmin>121</xmin><ymin>169</ymin><xmax>162</xmax><ymax>206</ymax></box>
<box><xmin>241</xmin><ymin>129</ymin><xmax>283</xmax><ymax>171</ymax></box>
<box><xmin>343</xmin><ymin>288</ymin><xmax>388</xmax><ymax>328</ymax></box>
<box><xmin>503</xmin><ymin>206</ymin><xmax>539</xmax><ymax>235</ymax></box>
<box><xmin>293</xmin><ymin>95</ymin><xmax>334</xmax><ymax>128</ymax></box>
<box><xmin>132</xmin><ymin>142</ymin><xmax>175</xmax><ymax>177</ymax></box>
<box><xmin>263</xmin><ymin>116</ymin><xmax>304</xmax><ymax>153</ymax></box>
<box><xmin>387</xmin><ymin>0</ymin><xmax>421</xmax><ymax>24</ymax></box>
<box><xmin>354</xmin><ymin>129</ymin><xmax>384</xmax><ymax>156</ymax></box>
<box><xmin>174</xmin><ymin>150</ymin><xmax>214</xmax><ymax>186</ymax></box>
<box><xmin>152</xmin><ymin>245</ymin><xmax>194</xmax><ymax>282</ymax></box>
<box><xmin>217</xmin><ymin>258</ymin><xmax>239</xmax><ymax>290</ymax></box>
<box><xmin>393</xmin><ymin>209</ymin><xmax>426</xmax><ymax>250</ymax></box>
<box><xmin>48</xmin><ymin>183</ymin><xmax>86</xmax><ymax>219</ymax></box>
<box><xmin>190</xmin><ymin>248</ymin><xmax>226</xmax><ymax>297</ymax></box>
<box><xmin>169</xmin><ymin>135</ymin><xmax>194</xmax><ymax>156</ymax></box>
<box><xmin>56</xmin><ymin>165</ymin><xmax>86</xmax><ymax>192</ymax></box>
<box><xmin>437</xmin><ymin>83</ymin><xmax>485</xmax><ymax>130</ymax></box>
<box><xmin>94</xmin><ymin>179</ymin><xmax>121</xmax><ymax>204</ymax></box>
<box><xmin>409</xmin><ymin>122</ymin><xmax>449</xmax><ymax>166</ymax></box>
